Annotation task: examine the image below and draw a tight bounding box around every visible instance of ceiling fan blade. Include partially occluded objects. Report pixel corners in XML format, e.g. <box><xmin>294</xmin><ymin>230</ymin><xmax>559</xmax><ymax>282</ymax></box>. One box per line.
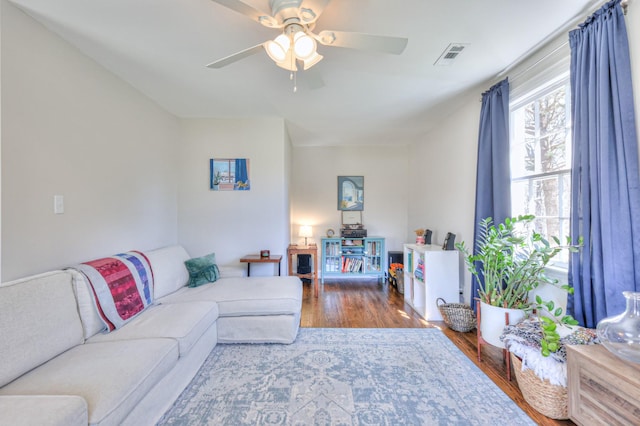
<box><xmin>316</xmin><ymin>30</ymin><xmax>408</xmax><ymax>55</ymax></box>
<box><xmin>209</xmin><ymin>0</ymin><xmax>278</xmax><ymax>28</ymax></box>
<box><xmin>298</xmin><ymin>0</ymin><xmax>331</xmax><ymax>24</ymax></box>
<box><xmin>206</xmin><ymin>44</ymin><xmax>265</xmax><ymax>69</ymax></box>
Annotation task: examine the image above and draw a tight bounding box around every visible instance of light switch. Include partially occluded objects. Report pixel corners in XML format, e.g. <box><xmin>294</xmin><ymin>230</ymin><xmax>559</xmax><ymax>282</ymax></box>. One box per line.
<box><xmin>54</xmin><ymin>195</ymin><xmax>64</xmax><ymax>214</ymax></box>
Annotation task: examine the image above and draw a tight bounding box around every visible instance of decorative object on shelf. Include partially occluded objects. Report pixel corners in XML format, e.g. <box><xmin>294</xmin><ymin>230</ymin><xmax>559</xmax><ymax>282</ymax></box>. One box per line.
<box><xmin>260</xmin><ymin>250</ymin><xmax>270</xmax><ymax>258</ymax></box>
<box><xmin>326</xmin><ymin>228</ymin><xmax>335</xmax><ymax>238</ymax></box>
<box><xmin>456</xmin><ymin>215</ymin><xmax>582</xmax><ymax>357</ymax></box>
<box><xmin>340</xmin><ymin>211</ymin><xmax>367</xmax><ymax>237</ymax></box>
<box><xmin>210</xmin><ymin>158</ymin><xmax>250</xmax><ymax>191</ymax></box>
<box><xmin>298</xmin><ymin>225</ymin><xmax>313</xmax><ymax>246</ymax></box>
<box><xmin>436</xmin><ymin>298</ymin><xmax>476</xmax><ymax>333</ymax></box>
<box><xmin>424</xmin><ymin>229</ymin><xmax>432</xmax><ymax>244</ymax></box>
<box><xmin>442</xmin><ymin>232</ymin><xmax>456</xmax><ymax>250</ymax></box>
<box><xmin>337</xmin><ymin>176</ymin><xmax>364</xmax><ymax>211</ymax></box>
<box><xmin>413</xmin><ymin>228</ymin><xmax>426</xmax><ymax>245</ymax></box>
<box><xmin>501</xmin><ymin>318</ymin><xmax>599</xmax><ymax>420</ymax></box>
<box><xmin>596</xmin><ymin>291</ymin><xmax>640</xmax><ymax>363</ymax></box>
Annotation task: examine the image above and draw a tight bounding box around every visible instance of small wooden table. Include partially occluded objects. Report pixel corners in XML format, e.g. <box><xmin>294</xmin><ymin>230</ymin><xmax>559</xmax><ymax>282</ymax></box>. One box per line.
<box><xmin>239</xmin><ymin>254</ymin><xmax>282</xmax><ymax>277</ymax></box>
<box><xmin>287</xmin><ymin>244</ymin><xmax>319</xmax><ymax>297</ymax></box>
<box><xmin>567</xmin><ymin>344</ymin><xmax>640</xmax><ymax>425</ymax></box>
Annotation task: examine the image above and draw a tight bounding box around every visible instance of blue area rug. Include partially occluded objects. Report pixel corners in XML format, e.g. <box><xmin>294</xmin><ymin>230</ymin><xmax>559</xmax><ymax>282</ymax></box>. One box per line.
<box><xmin>158</xmin><ymin>328</ymin><xmax>534</xmax><ymax>425</ymax></box>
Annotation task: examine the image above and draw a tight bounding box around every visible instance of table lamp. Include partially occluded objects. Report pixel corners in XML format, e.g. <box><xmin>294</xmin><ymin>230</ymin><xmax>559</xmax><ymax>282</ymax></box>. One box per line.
<box><xmin>299</xmin><ymin>225</ymin><xmax>313</xmax><ymax>246</ymax></box>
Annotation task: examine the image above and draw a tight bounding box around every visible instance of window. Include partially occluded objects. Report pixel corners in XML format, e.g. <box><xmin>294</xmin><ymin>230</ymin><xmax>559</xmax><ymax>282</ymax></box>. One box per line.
<box><xmin>510</xmin><ymin>75</ymin><xmax>572</xmax><ymax>264</ymax></box>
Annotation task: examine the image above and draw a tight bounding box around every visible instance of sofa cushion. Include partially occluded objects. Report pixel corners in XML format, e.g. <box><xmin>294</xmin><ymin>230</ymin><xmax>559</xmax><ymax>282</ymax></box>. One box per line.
<box><xmin>0</xmin><ymin>339</ymin><xmax>178</xmax><ymax>426</ymax></box>
<box><xmin>158</xmin><ymin>276</ymin><xmax>303</xmax><ymax>317</ymax></box>
<box><xmin>87</xmin><ymin>301</ymin><xmax>219</xmax><ymax>356</ymax></box>
<box><xmin>0</xmin><ymin>395</ymin><xmax>88</xmax><ymax>426</ymax></box>
<box><xmin>0</xmin><ymin>271</ymin><xmax>84</xmax><ymax>388</ymax></box>
<box><xmin>143</xmin><ymin>245</ymin><xmax>190</xmax><ymax>299</ymax></box>
<box><xmin>185</xmin><ymin>253</ymin><xmax>220</xmax><ymax>287</ymax></box>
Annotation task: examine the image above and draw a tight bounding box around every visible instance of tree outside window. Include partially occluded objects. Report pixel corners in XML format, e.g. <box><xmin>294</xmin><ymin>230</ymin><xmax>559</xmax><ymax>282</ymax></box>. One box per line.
<box><xmin>510</xmin><ymin>78</ymin><xmax>572</xmax><ymax>264</ymax></box>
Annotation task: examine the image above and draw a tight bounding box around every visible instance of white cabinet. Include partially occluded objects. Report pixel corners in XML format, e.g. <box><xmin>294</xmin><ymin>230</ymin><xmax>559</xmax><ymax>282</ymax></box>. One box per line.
<box><xmin>403</xmin><ymin>244</ymin><xmax>460</xmax><ymax>321</ymax></box>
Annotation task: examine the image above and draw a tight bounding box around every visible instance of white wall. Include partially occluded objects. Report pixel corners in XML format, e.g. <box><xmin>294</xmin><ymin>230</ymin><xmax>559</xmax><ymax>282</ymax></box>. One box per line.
<box><xmin>408</xmin><ymin>92</ymin><xmax>481</xmax><ymax>303</ymax></box>
<box><xmin>1</xmin><ymin>2</ymin><xmax>180</xmax><ymax>280</ymax></box>
<box><xmin>291</xmin><ymin>145</ymin><xmax>410</xmax><ymax>255</ymax></box>
<box><xmin>177</xmin><ymin>117</ymin><xmax>290</xmax><ymax>276</ymax></box>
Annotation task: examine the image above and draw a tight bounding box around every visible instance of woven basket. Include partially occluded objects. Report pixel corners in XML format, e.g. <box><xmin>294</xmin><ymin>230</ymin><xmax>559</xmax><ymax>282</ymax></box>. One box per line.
<box><xmin>511</xmin><ymin>354</ymin><xmax>568</xmax><ymax>420</ymax></box>
<box><xmin>436</xmin><ymin>298</ymin><xmax>476</xmax><ymax>332</ymax></box>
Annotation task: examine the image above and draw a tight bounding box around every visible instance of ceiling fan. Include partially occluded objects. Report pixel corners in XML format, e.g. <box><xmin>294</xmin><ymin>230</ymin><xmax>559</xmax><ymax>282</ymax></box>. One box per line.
<box><xmin>206</xmin><ymin>0</ymin><xmax>408</xmax><ymax>72</ymax></box>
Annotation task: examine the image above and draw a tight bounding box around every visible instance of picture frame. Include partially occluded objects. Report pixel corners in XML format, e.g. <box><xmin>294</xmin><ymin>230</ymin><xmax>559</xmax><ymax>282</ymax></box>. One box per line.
<box><xmin>342</xmin><ymin>211</ymin><xmax>362</xmax><ymax>225</ymax></box>
<box><xmin>337</xmin><ymin>176</ymin><xmax>364</xmax><ymax>211</ymax></box>
<box><xmin>210</xmin><ymin>158</ymin><xmax>250</xmax><ymax>191</ymax></box>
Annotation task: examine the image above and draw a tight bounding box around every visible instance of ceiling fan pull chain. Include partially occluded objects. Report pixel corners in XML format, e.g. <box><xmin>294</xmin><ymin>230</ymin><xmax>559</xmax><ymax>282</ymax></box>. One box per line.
<box><xmin>293</xmin><ymin>71</ymin><xmax>297</xmax><ymax>93</ymax></box>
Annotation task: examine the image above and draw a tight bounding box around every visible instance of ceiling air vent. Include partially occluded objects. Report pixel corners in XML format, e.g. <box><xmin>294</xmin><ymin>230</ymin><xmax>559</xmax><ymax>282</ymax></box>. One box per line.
<box><xmin>434</xmin><ymin>43</ymin><xmax>469</xmax><ymax>66</ymax></box>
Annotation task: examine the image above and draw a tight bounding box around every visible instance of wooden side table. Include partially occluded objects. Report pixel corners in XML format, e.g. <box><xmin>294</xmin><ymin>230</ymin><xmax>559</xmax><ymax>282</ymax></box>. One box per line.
<box><xmin>567</xmin><ymin>344</ymin><xmax>640</xmax><ymax>425</ymax></box>
<box><xmin>239</xmin><ymin>254</ymin><xmax>282</xmax><ymax>277</ymax></box>
<box><xmin>287</xmin><ymin>244</ymin><xmax>318</xmax><ymax>297</ymax></box>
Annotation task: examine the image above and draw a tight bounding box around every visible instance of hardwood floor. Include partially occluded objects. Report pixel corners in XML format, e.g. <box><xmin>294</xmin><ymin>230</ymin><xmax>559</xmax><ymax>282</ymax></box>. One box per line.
<box><xmin>300</xmin><ymin>278</ymin><xmax>574</xmax><ymax>426</ymax></box>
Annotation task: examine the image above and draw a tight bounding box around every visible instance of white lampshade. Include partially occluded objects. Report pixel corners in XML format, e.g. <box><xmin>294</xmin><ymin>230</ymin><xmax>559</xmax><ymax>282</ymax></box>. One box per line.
<box><xmin>293</xmin><ymin>32</ymin><xmax>316</xmax><ymax>60</ymax></box>
<box><xmin>265</xmin><ymin>33</ymin><xmax>291</xmax><ymax>63</ymax></box>
<box><xmin>299</xmin><ymin>225</ymin><xmax>313</xmax><ymax>238</ymax></box>
<box><xmin>303</xmin><ymin>51</ymin><xmax>323</xmax><ymax>70</ymax></box>
<box><xmin>275</xmin><ymin>49</ymin><xmax>298</xmax><ymax>71</ymax></box>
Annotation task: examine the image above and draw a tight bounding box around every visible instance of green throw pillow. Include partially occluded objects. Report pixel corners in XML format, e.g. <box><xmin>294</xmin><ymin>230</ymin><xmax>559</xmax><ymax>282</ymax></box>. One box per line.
<box><xmin>185</xmin><ymin>253</ymin><xmax>220</xmax><ymax>288</ymax></box>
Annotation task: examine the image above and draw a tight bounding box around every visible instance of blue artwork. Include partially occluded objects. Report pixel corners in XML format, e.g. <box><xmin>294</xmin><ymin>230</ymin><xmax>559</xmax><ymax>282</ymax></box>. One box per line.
<box><xmin>210</xmin><ymin>158</ymin><xmax>250</xmax><ymax>191</ymax></box>
<box><xmin>338</xmin><ymin>176</ymin><xmax>364</xmax><ymax>210</ymax></box>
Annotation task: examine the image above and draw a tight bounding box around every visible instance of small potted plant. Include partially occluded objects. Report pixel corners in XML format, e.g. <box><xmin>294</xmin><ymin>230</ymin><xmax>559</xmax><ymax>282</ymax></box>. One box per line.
<box><xmin>212</xmin><ymin>171</ymin><xmax>222</xmax><ymax>190</ymax></box>
<box><xmin>456</xmin><ymin>215</ymin><xmax>582</xmax><ymax>356</ymax></box>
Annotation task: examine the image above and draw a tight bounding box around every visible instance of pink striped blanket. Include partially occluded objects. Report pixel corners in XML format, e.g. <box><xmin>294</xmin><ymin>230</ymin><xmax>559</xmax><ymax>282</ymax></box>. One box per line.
<box><xmin>73</xmin><ymin>251</ymin><xmax>154</xmax><ymax>331</ymax></box>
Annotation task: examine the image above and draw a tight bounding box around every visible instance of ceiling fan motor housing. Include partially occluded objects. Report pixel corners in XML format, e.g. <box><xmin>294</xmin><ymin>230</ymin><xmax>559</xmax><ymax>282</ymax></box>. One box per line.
<box><xmin>270</xmin><ymin>0</ymin><xmax>317</xmax><ymax>26</ymax></box>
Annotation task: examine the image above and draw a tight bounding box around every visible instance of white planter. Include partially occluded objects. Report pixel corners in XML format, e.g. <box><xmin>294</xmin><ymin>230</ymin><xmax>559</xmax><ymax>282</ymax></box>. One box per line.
<box><xmin>479</xmin><ymin>301</ymin><xmax>526</xmax><ymax>348</ymax></box>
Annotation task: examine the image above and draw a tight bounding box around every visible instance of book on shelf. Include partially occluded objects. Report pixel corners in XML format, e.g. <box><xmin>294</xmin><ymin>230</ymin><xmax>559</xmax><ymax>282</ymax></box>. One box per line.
<box><xmin>341</xmin><ymin>256</ymin><xmax>363</xmax><ymax>273</ymax></box>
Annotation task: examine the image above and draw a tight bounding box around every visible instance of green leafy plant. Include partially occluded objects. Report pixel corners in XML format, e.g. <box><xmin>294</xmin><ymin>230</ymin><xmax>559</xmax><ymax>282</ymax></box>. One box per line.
<box><xmin>456</xmin><ymin>215</ymin><xmax>582</xmax><ymax>356</ymax></box>
<box><xmin>213</xmin><ymin>171</ymin><xmax>222</xmax><ymax>186</ymax></box>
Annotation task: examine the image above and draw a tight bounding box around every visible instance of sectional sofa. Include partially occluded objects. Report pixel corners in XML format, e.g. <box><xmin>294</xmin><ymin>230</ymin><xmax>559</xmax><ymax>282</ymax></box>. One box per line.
<box><xmin>0</xmin><ymin>245</ymin><xmax>303</xmax><ymax>426</ymax></box>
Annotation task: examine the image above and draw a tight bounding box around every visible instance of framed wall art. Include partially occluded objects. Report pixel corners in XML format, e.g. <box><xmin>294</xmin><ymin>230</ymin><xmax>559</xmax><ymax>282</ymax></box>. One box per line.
<box><xmin>210</xmin><ymin>158</ymin><xmax>250</xmax><ymax>191</ymax></box>
<box><xmin>337</xmin><ymin>176</ymin><xmax>364</xmax><ymax>211</ymax></box>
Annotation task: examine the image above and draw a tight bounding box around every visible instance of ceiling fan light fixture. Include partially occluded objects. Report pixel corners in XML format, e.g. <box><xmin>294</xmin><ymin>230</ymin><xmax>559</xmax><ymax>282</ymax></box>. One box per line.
<box><xmin>293</xmin><ymin>32</ymin><xmax>316</xmax><ymax>60</ymax></box>
<box><xmin>265</xmin><ymin>33</ymin><xmax>291</xmax><ymax>62</ymax></box>
<box><xmin>303</xmin><ymin>52</ymin><xmax>323</xmax><ymax>70</ymax></box>
<box><xmin>275</xmin><ymin>49</ymin><xmax>298</xmax><ymax>72</ymax></box>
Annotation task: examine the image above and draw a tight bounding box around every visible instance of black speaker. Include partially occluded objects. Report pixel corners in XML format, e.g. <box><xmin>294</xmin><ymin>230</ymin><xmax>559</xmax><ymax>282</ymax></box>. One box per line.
<box><xmin>442</xmin><ymin>232</ymin><xmax>456</xmax><ymax>250</ymax></box>
<box><xmin>297</xmin><ymin>254</ymin><xmax>311</xmax><ymax>274</ymax></box>
<box><xmin>425</xmin><ymin>229</ymin><xmax>433</xmax><ymax>245</ymax></box>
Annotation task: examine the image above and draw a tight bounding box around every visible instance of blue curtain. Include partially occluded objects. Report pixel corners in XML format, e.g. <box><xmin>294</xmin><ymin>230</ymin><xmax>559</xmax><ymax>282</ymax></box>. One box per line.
<box><xmin>568</xmin><ymin>0</ymin><xmax>640</xmax><ymax>328</ymax></box>
<box><xmin>235</xmin><ymin>159</ymin><xmax>249</xmax><ymax>189</ymax></box>
<box><xmin>470</xmin><ymin>78</ymin><xmax>511</xmax><ymax>310</ymax></box>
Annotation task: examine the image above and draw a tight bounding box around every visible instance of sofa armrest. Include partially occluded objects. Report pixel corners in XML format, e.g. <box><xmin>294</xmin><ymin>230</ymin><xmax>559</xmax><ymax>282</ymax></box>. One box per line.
<box><xmin>0</xmin><ymin>395</ymin><xmax>87</xmax><ymax>426</ymax></box>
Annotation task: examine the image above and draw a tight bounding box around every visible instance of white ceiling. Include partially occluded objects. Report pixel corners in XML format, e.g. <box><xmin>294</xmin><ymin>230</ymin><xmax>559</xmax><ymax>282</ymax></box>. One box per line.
<box><xmin>8</xmin><ymin>0</ymin><xmax>598</xmax><ymax>146</ymax></box>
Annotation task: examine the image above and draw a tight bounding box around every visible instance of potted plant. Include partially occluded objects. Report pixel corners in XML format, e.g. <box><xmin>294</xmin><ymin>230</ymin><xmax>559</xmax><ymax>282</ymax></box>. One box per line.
<box><xmin>212</xmin><ymin>171</ymin><xmax>222</xmax><ymax>190</ymax></box>
<box><xmin>456</xmin><ymin>215</ymin><xmax>582</xmax><ymax>356</ymax></box>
